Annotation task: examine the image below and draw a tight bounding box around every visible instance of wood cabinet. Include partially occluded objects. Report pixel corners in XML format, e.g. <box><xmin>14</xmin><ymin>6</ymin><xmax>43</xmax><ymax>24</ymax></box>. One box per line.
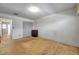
<box><xmin>31</xmin><ymin>30</ymin><xmax>38</xmax><ymax>37</ymax></box>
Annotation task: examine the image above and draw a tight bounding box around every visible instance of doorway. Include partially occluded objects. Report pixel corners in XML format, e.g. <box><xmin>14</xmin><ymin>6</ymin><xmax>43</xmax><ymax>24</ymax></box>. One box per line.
<box><xmin>0</xmin><ymin>18</ymin><xmax>12</xmax><ymax>44</ymax></box>
<box><xmin>0</xmin><ymin>18</ymin><xmax>12</xmax><ymax>54</ymax></box>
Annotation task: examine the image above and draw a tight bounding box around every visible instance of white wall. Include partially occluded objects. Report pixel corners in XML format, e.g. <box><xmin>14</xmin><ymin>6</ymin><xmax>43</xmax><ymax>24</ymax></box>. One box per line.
<box><xmin>23</xmin><ymin>22</ymin><xmax>33</xmax><ymax>37</ymax></box>
<box><xmin>12</xmin><ymin>19</ymin><xmax>33</xmax><ymax>39</ymax></box>
<box><xmin>0</xmin><ymin>13</ymin><xmax>34</xmax><ymax>39</ymax></box>
<box><xmin>36</xmin><ymin>9</ymin><xmax>79</xmax><ymax>47</ymax></box>
<box><xmin>12</xmin><ymin>19</ymin><xmax>23</xmax><ymax>39</ymax></box>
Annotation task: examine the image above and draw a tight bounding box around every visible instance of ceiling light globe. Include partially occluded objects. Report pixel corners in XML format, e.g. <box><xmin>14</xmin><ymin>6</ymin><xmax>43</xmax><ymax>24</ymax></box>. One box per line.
<box><xmin>28</xmin><ymin>6</ymin><xmax>40</xmax><ymax>12</ymax></box>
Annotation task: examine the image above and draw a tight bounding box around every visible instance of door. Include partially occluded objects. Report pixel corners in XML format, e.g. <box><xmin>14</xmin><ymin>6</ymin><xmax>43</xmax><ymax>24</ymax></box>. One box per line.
<box><xmin>0</xmin><ymin>20</ymin><xmax>12</xmax><ymax>44</ymax></box>
<box><xmin>2</xmin><ymin>22</ymin><xmax>11</xmax><ymax>41</ymax></box>
<box><xmin>0</xmin><ymin>18</ymin><xmax>12</xmax><ymax>54</ymax></box>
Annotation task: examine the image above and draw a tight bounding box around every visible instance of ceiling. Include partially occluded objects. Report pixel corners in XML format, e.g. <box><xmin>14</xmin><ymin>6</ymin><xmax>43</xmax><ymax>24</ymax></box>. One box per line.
<box><xmin>0</xmin><ymin>3</ymin><xmax>76</xmax><ymax>20</ymax></box>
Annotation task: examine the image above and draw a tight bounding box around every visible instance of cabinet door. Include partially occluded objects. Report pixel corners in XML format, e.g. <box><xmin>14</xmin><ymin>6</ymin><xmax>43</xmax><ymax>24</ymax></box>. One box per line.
<box><xmin>32</xmin><ymin>30</ymin><xmax>38</xmax><ymax>37</ymax></box>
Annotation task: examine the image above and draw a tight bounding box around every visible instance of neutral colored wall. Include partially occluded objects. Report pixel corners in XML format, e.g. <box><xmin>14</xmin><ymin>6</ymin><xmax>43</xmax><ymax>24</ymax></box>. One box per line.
<box><xmin>12</xmin><ymin>20</ymin><xmax>33</xmax><ymax>39</ymax></box>
<box><xmin>0</xmin><ymin>13</ymin><xmax>34</xmax><ymax>39</ymax></box>
<box><xmin>12</xmin><ymin>19</ymin><xmax>23</xmax><ymax>39</ymax></box>
<box><xmin>23</xmin><ymin>22</ymin><xmax>33</xmax><ymax>37</ymax></box>
<box><xmin>36</xmin><ymin>9</ymin><xmax>79</xmax><ymax>47</ymax></box>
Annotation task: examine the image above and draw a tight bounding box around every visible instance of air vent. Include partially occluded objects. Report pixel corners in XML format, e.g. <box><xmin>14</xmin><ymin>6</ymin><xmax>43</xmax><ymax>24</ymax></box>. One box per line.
<box><xmin>13</xmin><ymin>13</ymin><xmax>18</xmax><ymax>15</ymax></box>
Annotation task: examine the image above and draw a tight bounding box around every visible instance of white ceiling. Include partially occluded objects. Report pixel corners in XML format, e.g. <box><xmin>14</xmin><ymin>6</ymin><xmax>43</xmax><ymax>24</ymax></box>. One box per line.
<box><xmin>0</xmin><ymin>3</ymin><xmax>76</xmax><ymax>20</ymax></box>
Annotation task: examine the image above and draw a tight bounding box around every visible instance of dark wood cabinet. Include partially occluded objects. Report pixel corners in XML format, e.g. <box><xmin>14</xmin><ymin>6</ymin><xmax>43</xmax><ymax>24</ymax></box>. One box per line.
<box><xmin>31</xmin><ymin>30</ymin><xmax>38</xmax><ymax>37</ymax></box>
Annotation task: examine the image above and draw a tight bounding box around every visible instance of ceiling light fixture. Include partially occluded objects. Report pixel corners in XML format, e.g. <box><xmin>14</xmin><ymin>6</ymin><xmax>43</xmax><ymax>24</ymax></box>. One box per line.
<box><xmin>28</xmin><ymin>6</ymin><xmax>40</xmax><ymax>13</ymax></box>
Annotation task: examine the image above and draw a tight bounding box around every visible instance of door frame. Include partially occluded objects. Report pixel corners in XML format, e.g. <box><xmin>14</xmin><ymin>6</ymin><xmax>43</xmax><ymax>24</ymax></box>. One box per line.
<box><xmin>0</xmin><ymin>18</ymin><xmax>12</xmax><ymax>41</ymax></box>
